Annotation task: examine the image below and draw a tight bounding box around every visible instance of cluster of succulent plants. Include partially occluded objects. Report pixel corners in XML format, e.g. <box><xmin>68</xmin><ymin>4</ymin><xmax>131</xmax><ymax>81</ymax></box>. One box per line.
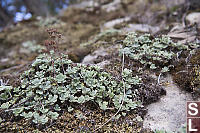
<box><xmin>0</xmin><ymin>79</ymin><xmax>11</xmax><ymax>102</ymax></box>
<box><xmin>0</xmin><ymin>49</ymin><xmax>142</xmax><ymax>125</ymax></box>
<box><xmin>36</xmin><ymin>17</ymin><xmax>63</xmax><ymax>27</ymax></box>
<box><xmin>1</xmin><ymin>30</ymin><xmax>177</xmax><ymax>130</ymax></box>
<box><xmin>21</xmin><ymin>40</ymin><xmax>45</xmax><ymax>53</ymax></box>
<box><xmin>119</xmin><ymin>32</ymin><xmax>190</xmax><ymax>72</ymax></box>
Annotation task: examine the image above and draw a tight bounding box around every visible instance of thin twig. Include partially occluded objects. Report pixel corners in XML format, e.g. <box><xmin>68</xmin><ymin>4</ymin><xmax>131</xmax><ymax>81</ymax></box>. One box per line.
<box><xmin>10</xmin><ymin>96</ymin><xmax>33</xmax><ymax>108</ymax></box>
<box><xmin>157</xmin><ymin>73</ymin><xmax>162</xmax><ymax>85</ymax></box>
<box><xmin>176</xmin><ymin>70</ymin><xmax>188</xmax><ymax>74</ymax></box>
<box><xmin>0</xmin><ymin>64</ymin><xmax>25</xmax><ymax>73</ymax></box>
<box><xmin>176</xmin><ymin>50</ymin><xmax>182</xmax><ymax>61</ymax></box>
<box><xmin>93</xmin><ymin>52</ymin><xmax>126</xmax><ymax>132</ymax></box>
<box><xmin>43</xmin><ymin>121</ymin><xmax>56</xmax><ymax>131</ymax></box>
<box><xmin>4</xmin><ymin>105</ymin><xmax>35</xmax><ymax>112</ymax></box>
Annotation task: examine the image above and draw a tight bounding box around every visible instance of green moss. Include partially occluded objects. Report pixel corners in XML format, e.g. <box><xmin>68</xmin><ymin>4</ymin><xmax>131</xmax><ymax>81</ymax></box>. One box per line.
<box><xmin>35</xmin><ymin>17</ymin><xmax>63</xmax><ymax>27</ymax></box>
<box><xmin>21</xmin><ymin>40</ymin><xmax>45</xmax><ymax>53</ymax></box>
<box><xmin>189</xmin><ymin>50</ymin><xmax>200</xmax><ymax>93</ymax></box>
<box><xmin>173</xmin><ymin>49</ymin><xmax>200</xmax><ymax>93</ymax></box>
<box><xmin>172</xmin><ymin>58</ymin><xmax>192</xmax><ymax>92</ymax></box>
<box><xmin>81</xmin><ymin>29</ymin><xmax>124</xmax><ymax>49</ymax></box>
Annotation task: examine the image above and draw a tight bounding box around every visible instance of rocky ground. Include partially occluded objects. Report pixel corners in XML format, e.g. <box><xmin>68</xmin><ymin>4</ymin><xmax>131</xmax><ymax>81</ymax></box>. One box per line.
<box><xmin>1</xmin><ymin>0</ymin><xmax>200</xmax><ymax>132</ymax></box>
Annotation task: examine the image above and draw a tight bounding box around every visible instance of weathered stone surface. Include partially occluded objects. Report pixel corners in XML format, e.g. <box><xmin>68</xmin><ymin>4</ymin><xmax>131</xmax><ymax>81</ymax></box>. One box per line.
<box><xmin>186</xmin><ymin>12</ymin><xmax>200</xmax><ymax>26</ymax></box>
<box><xmin>123</xmin><ymin>24</ymin><xmax>160</xmax><ymax>34</ymax></box>
<box><xmin>82</xmin><ymin>47</ymin><xmax>108</xmax><ymax>64</ymax></box>
<box><xmin>143</xmin><ymin>75</ymin><xmax>195</xmax><ymax>132</ymax></box>
<box><xmin>167</xmin><ymin>23</ymin><xmax>197</xmax><ymax>43</ymax></box>
<box><xmin>103</xmin><ymin>17</ymin><xmax>131</xmax><ymax>29</ymax></box>
<box><xmin>101</xmin><ymin>0</ymin><xmax>121</xmax><ymax>12</ymax></box>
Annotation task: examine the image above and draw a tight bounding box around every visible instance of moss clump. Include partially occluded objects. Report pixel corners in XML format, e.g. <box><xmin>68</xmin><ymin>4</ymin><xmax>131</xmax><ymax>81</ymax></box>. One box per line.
<box><xmin>191</xmin><ymin>65</ymin><xmax>200</xmax><ymax>93</ymax></box>
<box><xmin>81</xmin><ymin>29</ymin><xmax>125</xmax><ymax>49</ymax></box>
<box><xmin>172</xmin><ymin>58</ymin><xmax>193</xmax><ymax>92</ymax></box>
<box><xmin>172</xmin><ymin>49</ymin><xmax>200</xmax><ymax>93</ymax></box>
<box><xmin>35</xmin><ymin>17</ymin><xmax>63</xmax><ymax>27</ymax></box>
<box><xmin>188</xmin><ymin>49</ymin><xmax>200</xmax><ymax>93</ymax></box>
<box><xmin>0</xmin><ymin>108</ymin><xmax>143</xmax><ymax>132</ymax></box>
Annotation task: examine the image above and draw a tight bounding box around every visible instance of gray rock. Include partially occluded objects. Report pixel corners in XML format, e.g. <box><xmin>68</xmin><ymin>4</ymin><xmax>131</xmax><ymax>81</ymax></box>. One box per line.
<box><xmin>103</xmin><ymin>17</ymin><xmax>131</xmax><ymax>29</ymax></box>
<box><xmin>70</xmin><ymin>0</ymin><xmax>99</xmax><ymax>9</ymax></box>
<box><xmin>82</xmin><ymin>45</ymin><xmax>121</xmax><ymax>68</ymax></box>
<box><xmin>82</xmin><ymin>47</ymin><xmax>108</xmax><ymax>64</ymax></box>
<box><xmin>123</xmin><ymin>24</ymin><xmax>160</xmax><ymax>34</ymax></box>
<box><xmin>143</xmin><ymin>75</ymin><xmax>197</xmax><ymax>132</ymax></box>
<box><xmin>167</xmin><ymin>23</ymin><xmax>197</xmax><ymax>43</ymax></box>
<box><xmin>101</xmin><ymin>0</ymin><xmax>121</xmax><ymax>12</ymax></box>
<box><xmin>186</xmin><ymin>12</ymin><xmax>200</xmax><ymax>26</ymax></box>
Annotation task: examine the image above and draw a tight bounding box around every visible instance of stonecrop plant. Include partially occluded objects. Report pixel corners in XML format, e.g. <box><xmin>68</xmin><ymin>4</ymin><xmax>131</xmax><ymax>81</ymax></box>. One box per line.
<box><xmin>0</xmin><ymin>30</ymin><xmax>143</xmax><ymax>125</ymax></box>
<box><xmin>0</xmin><ymin>52</ymin><xmax>142</xmax><ymax>125</ymax></box>
<box><xmin>119</xmin><ymin>32</ymin><xmax>189</xmax><ymax>72</ymax></box>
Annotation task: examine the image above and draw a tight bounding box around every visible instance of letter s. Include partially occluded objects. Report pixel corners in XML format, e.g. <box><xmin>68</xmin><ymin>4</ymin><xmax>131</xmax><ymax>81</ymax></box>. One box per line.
<box><xmin>188</xmin><ymin>103</ymin><xmax>198</xmax><ymax>116</ymax></box>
